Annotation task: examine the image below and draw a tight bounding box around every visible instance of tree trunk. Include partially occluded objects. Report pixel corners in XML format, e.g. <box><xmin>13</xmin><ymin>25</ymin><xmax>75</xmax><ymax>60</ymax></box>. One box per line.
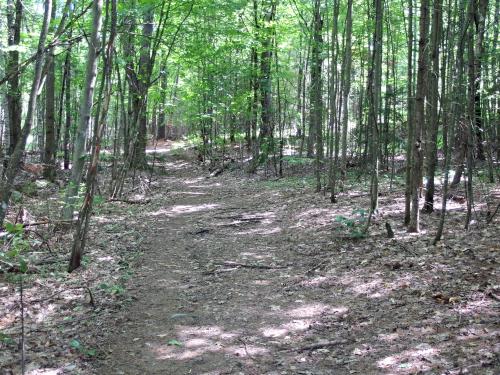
<box><xmin>473</xmin><ymin>0</ymin><xmax>489</xmax><ymax>161</ymax></box>
<box><xmin>133</xmin><ymin>4</ymin><xmax>154</xmax><ymax>167</ymax></box>
<box><xmin>404</xmin><ymin>0</ymin><xmax>414</xmax><ymax>225</ymax></box>
<box><xmin>0</xmin><ymin>0</ymin><xmax>52</xmax><ymax>226</ymax></box>
<box><xmin>311</xmin><ymin>0</ymin><xmax>324</xmax><ymax>192</ymax></box>
<box><xmin>62</xmin><ymin>0</ymin><xmax>102</xmax><ymax>220</ymax></box>
<box><xmin>5</xmin><ymin>0</ymin><xmax>23</xmax><ymax>157</ymax></box>
<box><xmin>408</xmin><ymin>0</ymin><xmax>430</xmax><ymax>233</ymax></box>
<box><xmin>340</xmin><ymin>0</ymin><xmax>353</xmax><ymax>178</ymax></box>
<box><xmin>368</xmin><ymin>0</ymin><xmax>384</xmax><ymax>214</ymax></box>
<box><xmin>69</xmin><ymin>0</ymin><xmax>115</xmax><ymax>272</ymax></box>
<box><xmin>43</xmin><ymin>0</ymin><xmax>58</xmax><ymax>181</ymax></box>
<box><xmin>328</xmin><ymin>0</ymin><xmax>340</xmax><ymax>202</ymax></box>
<box><xmin>63</xmin><ymin>46</ymin><xmax>72</xmax><ymax>170</ymax></box>
<box><xmin>423</xmin><ymin>0</ymin><xmax>443</xmax><ymax>213</ymax></box>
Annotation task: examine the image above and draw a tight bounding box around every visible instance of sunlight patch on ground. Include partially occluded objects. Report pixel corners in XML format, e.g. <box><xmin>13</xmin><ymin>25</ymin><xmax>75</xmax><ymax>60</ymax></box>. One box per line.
<box><xmin>338</xmin><ymin>271</ymin><xmax>416</xmax><ymax>299</ymax></box>
<box><xmin>377</xmin><ymin>344</ymin><xmax>441</xmax><ymax>373</ymax></box>
<box><xmin>169</xmin><ymin>190</ymin><xmax>209</xmax><ymax>196</ymax></box>
<box><xmin>34</xmin><ymin>304</ymin><xmax>56</xmax><ymax>323</ymax></box>
<box><xmin>455</xmin><ymin>325</ymin><xmax>500</xmax><ymax>341</ymax></box>
<box><xmin>164</xmin><ymin>161</ymin><xmax>191</xmax><ymax>170</ymax></box>
<box><xmin>300</xmin><ymin>276</ymin><xmax>329</xmax><ymax>286</ymax></box>
<box><xmin>254</xmin><ymin>279</ymin><xmax>272</xmax><ymax>286</ymax></box>
<box><xmin>454</xmin><ymin>296</ymin><xmax>496</xmax><ymax>316</ymax></box>
<box><xmin>287</xmin><ymin>303</ymin><xmax>336</xmax><ymax>318</ymax></box>
<box><xmin>225</xmin><ymin>344</ymin><xmax>269</xmax><ymax>357</ymax></box>
<box><xmin>27</xmin><ymin>369</ymin><xmax>61</xmax><ymax>375</ymax></box>
<box><xmin>151</xmin><ymin>324</ymin><xmax>269</xmax><ymax>362</ymax></box>
<box><xmin>94</xmin><ymin>215</ymin><xmax>127</xmax><ymax>224</ymax></box>
<box><xmin>150</xmin><ymin>203</ymin><xmax>221</xmax><ymax>217</ymax></box>
<box><xmin>241</xmin><ymin>251</ymin><xmax>274</xmax><ymax>261</ymax></box>
<box><xmin>291</xmin><ymin>207</ymin><xmax>352</xmax><ymax>229</ymax></box>
<box><xmin>260</xmin><ymin>318</ymin><xmax>312</xmax><ymax>338</ymax></box>
<box><xmin>235</xmin><ymin>226</ymin><xmax>282</xmax><ymax>235</ymax></box>
<box><xmin>189</xmin><ymin>183</ymin><xmax>222</xmax><ymax>188</ymax></box>
<box><xmin>182</xmin><ymin>177</ymin><xmax>206</xmax><ymax>184</ymax></box>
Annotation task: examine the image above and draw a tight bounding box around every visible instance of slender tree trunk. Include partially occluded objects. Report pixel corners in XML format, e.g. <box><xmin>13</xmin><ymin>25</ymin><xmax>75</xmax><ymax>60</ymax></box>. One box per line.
<box><xmin>69</xmin><ymin>0</ymin><xmax>115</xmax><ymax>272</ymax></box>
<box><xmin>423</xmin><ymin>0</ymin><xmax>443</xmax><ymax>213</ymax></box>
<box><xmin>62</xmin><ymin>0</ymin><xmax>102</xmax><ymax>220</ymax></box>
<box><xmin>5</xmin><ymin>0</ymin><xmax>23</xmax><ymax>157</ymax></box>
<box><xmin>63</xmin><ymin>45</ymin><xmax>72</xmax><ymax>170</ymax></box>
<box><xmin>259</xmin><ymin>2</ymin><xmax>276</xmax><ymax>150</ymax></box>
<box><xmin>408</xmin><ymin>0</ymin><xmax>430</xmax><ymax>233</ymax></box>
<box><xmin>311</xmin><ymin>0</ymin><xmax>324</xmax><ymax>192</ymax></box>
<box><xmin>0</xmin><ymin>0</ymin><xmax>52</xmax><ymax>226</ymax></box>
<box><xmin>404</xmin><ymin>0</ymin><xmax>414</xmax><ymax>225</ymax></box>
<box><xmin>43</xmin><ymin>0</ymin><xmax>58</xmax><ymax>181</ymax></box>
<box><xmin>133</xmin><ymin>4</ymin><xmax>154</xmax><ymax>167</ymax></box>
<box><xmin>473</xmin><ymin>0</ymin><xmax>488</xmax><ymax>161</ymax></box>
<box><xmin>328</xmin><ymin>0</ymin><xmax>340</xmax><ymax>202</ymax></box>
<box><xmin>340</xmin><ymin>0</ymin><xmax>353</xmax><ymax>179</ymax></box>
<box><xmin>368</xmin><ymin>0</ymin><xmax>384</xmax><ymax>214</ymax></box>
<box><xmin>465</xmin><ymin>1</ymin><xmax>476</xmax><ymax>229</ymax></box>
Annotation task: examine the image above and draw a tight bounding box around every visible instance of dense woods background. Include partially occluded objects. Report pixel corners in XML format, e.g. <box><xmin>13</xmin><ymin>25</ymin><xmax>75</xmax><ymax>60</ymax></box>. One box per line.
<box><xmin>0</xmin><ymin>0</ymin><xmax>498</xmax><ymax>254</ymax></box>
<box><xmin>0</xmin><ymin>0</ymin><xmax>499</xmax><ymax>373</ymax></box>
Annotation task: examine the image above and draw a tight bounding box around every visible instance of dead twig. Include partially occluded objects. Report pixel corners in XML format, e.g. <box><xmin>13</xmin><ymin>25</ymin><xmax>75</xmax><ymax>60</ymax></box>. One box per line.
<box><xmin>20</xmin><ymin>278</ymin><xmax>26</xmax><ymax>375</ymax></box>
<box><xmin>486</xmin><ymin>202</ymin><xmax>500</xmax><ymax>224</ymax></box>
<box><xmin>19</xmin><ymin>219</ymin><xmax>76</xmax><ymax>228</ymax></box>
<box><xmin>86</xmin><ymin>286</ymin><xmax>95</xmax><ymax>307</ymax></box>
<box><xmin>108</xmin><ymin>198</ymin><xmax>151</xmax><ymax>205</ymax></box>
<box><xmin>292</xmin><ymin>339</ymin><xmax>350</xmax><ymax>353</ymax></box>
<box><xmin>215</xmin><ymin>261</ymin><xmax>287</xmax><ymax>270</ymax></box>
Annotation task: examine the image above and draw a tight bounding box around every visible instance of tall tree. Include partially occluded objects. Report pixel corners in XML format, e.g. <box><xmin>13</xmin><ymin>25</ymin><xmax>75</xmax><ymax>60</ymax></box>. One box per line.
<box><xmin>366</xmin><ymin>0</ymin><xmax>384</xmax><ymax>217</ymax></box>
<box><xmin>404</xmin><ymin>0</ymin><xmax>415</xmax><ymax>225</ymax></box>
<box><xmin>423</xmin><ymin>0</ymin><xmax>443</xmax><ymax>212</ymax></box>
<box><xmin>62</xmin><ymin>0</ymin><xmax>103</xmax><ymax>220</ymax></box>
<box><xmin>43</xmin><ymin>0</ymin><xmax>58</xmax><ymax>181</ymax></box>
<box><xmin>69</xmin><ymin>0</ymin><xmax>116</xmax><ymax>272</ymax></box>
<box><xmin>340</xmin><ymin>0</ymin><xmax>353</xmax><ymax>178</ymax></box>
<box><xmin>5</xmin><ymin>0</ymin><xmax>23</xmax><ymax>156</ymax></box>
<box><xmin>311</xmin><ymin>0</ymin><xmax>323</xmax><ymax>192</ymax></box>
<box><xmin>408</xmin><ymin>0</ymin><xmax>430</xmax><ymax>233</ymax></box>
<box><xmin>0</xmin><ymin>0</ymin><xmax>52</xmax><ymax>226</ymax></box>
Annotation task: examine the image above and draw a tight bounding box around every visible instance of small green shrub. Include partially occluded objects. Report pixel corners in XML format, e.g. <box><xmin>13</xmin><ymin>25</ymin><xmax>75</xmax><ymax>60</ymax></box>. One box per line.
<box><xmin>334</xmin><ymin>209</ymin><xmax>368</xmax><ymax>239</ymax></box>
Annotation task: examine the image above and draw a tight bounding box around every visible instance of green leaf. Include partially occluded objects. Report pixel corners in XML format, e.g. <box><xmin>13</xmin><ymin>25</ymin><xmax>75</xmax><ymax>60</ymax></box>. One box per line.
<box><xmin>70</xmin><ymin>339</ymin><xmax>81</xmax><ymax>350</ymax></box>
<box><xmin>18</xmin><ymin>258</ymin><xmax>28</xmax><ymax>273</ymax></box>
<box><xmin>167</xmin><ymin>339</ymin><xmax>183</xmax><ymax>347</ymax></box>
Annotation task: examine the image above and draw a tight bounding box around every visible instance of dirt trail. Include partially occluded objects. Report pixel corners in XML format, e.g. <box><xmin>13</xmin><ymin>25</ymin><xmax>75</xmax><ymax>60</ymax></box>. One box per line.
<box><xmin>94</xmin><ymin>151</ymin><xmax>499</xmax><ymax>375</ymax></box>
<box><xmin>95</xmin><ymin>159</ymin><xmax>304</xmax><ymax>374</ymax></box>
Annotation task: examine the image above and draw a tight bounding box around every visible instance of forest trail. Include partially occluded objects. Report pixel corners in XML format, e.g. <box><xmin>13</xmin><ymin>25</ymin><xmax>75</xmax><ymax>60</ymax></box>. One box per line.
<box><xmin>93</xmin><ymin>147</ymin><xmax>499</xmax><ymax>375</ymax></box>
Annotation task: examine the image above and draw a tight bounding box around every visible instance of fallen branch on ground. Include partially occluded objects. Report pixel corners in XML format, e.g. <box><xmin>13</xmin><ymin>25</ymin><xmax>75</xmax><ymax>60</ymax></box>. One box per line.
<box><xmin>215</xmin><ymin>261</ymin><xmax>287</xmax><ymax>270</ymax></box>
<box><xmin>108</xmin><ymin>198</ymin><xmax>151</xmax><ymax>205</ymax></box>
<box><xmin>12</xmin><ymin>219</ymin><xmax>76</xmax><ymax>228</ymax></box>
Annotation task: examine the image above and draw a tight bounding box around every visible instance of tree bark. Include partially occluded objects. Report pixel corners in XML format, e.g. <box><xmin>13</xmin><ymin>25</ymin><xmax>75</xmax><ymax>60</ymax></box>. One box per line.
<box><xmin>5</xmin><ymin>0</ymin><xmax>23</xmax><ymax>157</ymax></box>
<box><xmin>404</xmin><ymin>0</ymin><xmax>414</xmax><ymax>225</ymax></box>
<box><xmin>43</xmin><ymin>0</ymin><xmax>58</xmax><ymax>181</ymax></box>
<box><xmin>62</xmin><ymin>0</ymin><xmax>102</xmax><ymax>220</ymax></box>
<box><xmin>0</xmin><ymin>0</ymin><xmax>52</xmax><ymax>226</ymax></box>
<box><xmin>423</xmin><ymin>0</ymin><xmax>443</xmax><ymax>213</ymax></box>
<box><xmin>69</xmin><ymin>0</ymin><xmax>115</xmax><ymax>272</ymax></box>
<box><xmin>311</xmin><ymin>0</ymin><xmax>324</xmax><ymax>192</ymax></box>
<box><xmin>408</xmin><ymin>0</ymin><xmax>430</xmax><ymax>233</ymax></box>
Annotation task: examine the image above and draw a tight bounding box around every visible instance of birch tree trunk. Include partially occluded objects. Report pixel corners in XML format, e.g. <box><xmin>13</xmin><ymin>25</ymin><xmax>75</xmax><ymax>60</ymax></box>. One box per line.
<box><xmin>62</xmin><ymin>0</ymin><xmax>102</xmax><ymax>220</ymax></box>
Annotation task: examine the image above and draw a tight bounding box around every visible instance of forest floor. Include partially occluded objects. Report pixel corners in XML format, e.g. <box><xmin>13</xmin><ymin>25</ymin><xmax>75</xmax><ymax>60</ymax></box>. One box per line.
<box><xmin>1</xmin><ymin>142</ymin><xmax>499</xmax><ymax>375</ymax></box>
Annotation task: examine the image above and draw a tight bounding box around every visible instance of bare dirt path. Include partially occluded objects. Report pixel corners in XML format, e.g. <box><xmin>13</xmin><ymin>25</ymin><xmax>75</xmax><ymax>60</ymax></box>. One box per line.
<box><xmin>93</xmin><ymin>151</ymin><xmax>499</xmax><ymax>375</ymax></box>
